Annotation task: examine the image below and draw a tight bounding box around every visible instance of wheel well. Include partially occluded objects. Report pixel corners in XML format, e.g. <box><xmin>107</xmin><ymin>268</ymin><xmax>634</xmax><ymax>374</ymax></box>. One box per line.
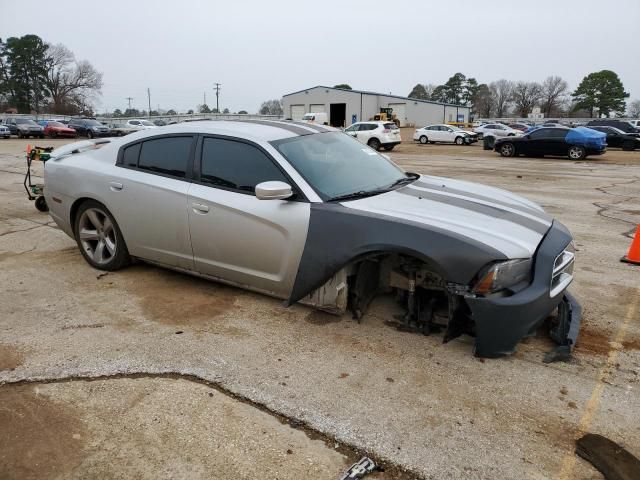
<box><xmin>69</xmin><ymin>197</ymin><xmax>95</xmax><ymax>234</ymax></box>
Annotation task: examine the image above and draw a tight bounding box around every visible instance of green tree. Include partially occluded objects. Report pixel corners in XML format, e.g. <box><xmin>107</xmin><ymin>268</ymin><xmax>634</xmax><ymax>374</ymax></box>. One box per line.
<box><xmin>187</xmin><ymin>109</ymin><xmax>194</xmax><ymax>114</ymax></box>
<box><xmin>442</xmin><ymin>72</ymin><xmax>466</xmax><ymax>104</ymax></box>
<box><xmin>407</xmin><ymin>84</ymin><xmax>429</xmax><ymax>100</ymax></box>
<box><xmin>223</xmin><ymin>107</ymin><xmax>229</xmax><ymax>114</ymax></box>
<box><xmin>199</xmin><ymin>104</ymin><xmax>211</xmax><ymax>113</ymax></box>
<box><xmin>165</xmin><ymin>109</ymin><xmax>177</xmax><ymax>115</ymax></box>
<box><xmin>1</xmin><ymin>35</ymin><xmax>49</xmax><ymax>113</ymax></box>
<box><xmin>430</xmin><ymin>85</ymin><xmax>448</xmax><ymax>103</ymax></box>
<box><xmin>333</xmin><ymin>84</ymin><xmax>352</xmax><ymax>90</ymax></box>
<box><xmin>113</xmin><ymin>108</ymin><xmax>122</xmax><ymax>117</ymax></box>
<box><xmin>572</xmin><ymin>70</ymin><xmax>629</xmax><ymax>117</ymax></box>
<box><xmin>124</xmin><ymin>108</ymin><xmax>140</xmax><ymax>116</ymax></box>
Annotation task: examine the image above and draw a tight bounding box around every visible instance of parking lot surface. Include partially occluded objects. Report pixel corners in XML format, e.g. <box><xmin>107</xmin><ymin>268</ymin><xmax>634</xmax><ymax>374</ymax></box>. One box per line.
<box><xmin>1</xmin><ymin>137</ymin><xmax>639</xmax><ymax>479</ymax></box>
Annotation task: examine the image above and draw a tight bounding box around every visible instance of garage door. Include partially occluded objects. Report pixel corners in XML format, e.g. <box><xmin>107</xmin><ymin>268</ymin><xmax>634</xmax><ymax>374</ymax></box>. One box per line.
<box><xmin>388</xmin><ymin>103</ymin><xmax>406</xmax><ymax>127</ymax></box>
<box><xmin>310</xmin><ymin>104</ymin><xmax>325</xmax><ymax>113</ymax></box>
<box><xmin>290</xmin><ymin>105</ymin><xmax>305</xmax><ymax>121</ymax></box>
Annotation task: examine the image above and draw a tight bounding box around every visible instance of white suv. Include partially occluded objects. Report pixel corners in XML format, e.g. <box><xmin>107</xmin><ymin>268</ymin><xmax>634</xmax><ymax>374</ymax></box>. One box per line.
<box><xmin>124</xmin><ymin>119</ymin><xmax>158</xmax><ymax>131</ymax></box>
<box><xmin>343</xmin><ymin>121</ymin><xmax>401</xmax><ymax>151</ymax></box>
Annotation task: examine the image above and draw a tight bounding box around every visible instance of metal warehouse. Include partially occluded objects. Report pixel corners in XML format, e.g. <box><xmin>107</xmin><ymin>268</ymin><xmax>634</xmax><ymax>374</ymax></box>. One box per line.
<box><xmin>282</xmin><ymin>86</ymin><xmax>470</xmax><ymax>128</ymax></box>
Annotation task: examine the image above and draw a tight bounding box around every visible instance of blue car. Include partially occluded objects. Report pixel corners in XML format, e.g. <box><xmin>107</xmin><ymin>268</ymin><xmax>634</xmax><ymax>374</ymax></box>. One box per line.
<box><xmin>494</xmin><ymin>127</ymin><xmax>606</xmax><ymax>159</ymax></box>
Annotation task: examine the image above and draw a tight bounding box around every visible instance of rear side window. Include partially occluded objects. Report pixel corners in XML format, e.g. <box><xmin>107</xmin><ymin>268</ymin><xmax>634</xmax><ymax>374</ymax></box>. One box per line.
<box><xmin>200</xmin><ymin>137</ymin><xmax>287</xmax><ymax>193</ymax></box>
<box><xmin>547</xmin><ymin>129</ymin><xmax>567</xmax><ymax>138</ymax></box>
<box><xmin>122</xmin><ymin>143</ymin><xmax>141</xmax><ymax>167</ymax></box>
<box><xmin>384</xmin><ymin>123</ymin><xmax>399</xmax><ymax>130</ymax></box>
<box><xmin>138</xmin><ymin>136</ymin><xmax>192</xmax><ymax>178</ymax></box>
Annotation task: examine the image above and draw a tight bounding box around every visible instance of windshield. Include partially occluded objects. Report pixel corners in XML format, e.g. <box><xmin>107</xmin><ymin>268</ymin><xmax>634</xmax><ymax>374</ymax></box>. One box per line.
<box><xmin>140</xmin><ymin>120</ymin><xmax>155</xmax><ymax>126</ymax></box>
<box><xmin>272</xmin><ymin>132</ymin><xmax>408</xmax><ymax>201</ymax></box>
<box><xmin>15</xmin><ymin>119</ymin><xmax>36</xmax><ymax>125</ymax></box>
<box><xmin>301</xmin><ymin>114</ymin><xmax>314</xmax><ymax>120</ymax></box>
<box><xmin>449</xmin><ymin>126</ymin><xmax>464</xmax><ymax>131</ymax></box>
<box><xmin>85</xmin><ymin>120</ymin><xmax>102</xmax><ymax>126</ymax></box>
<box><xmin>47</xmin><ymin>121</ymin><xmax>65</xmax><ymax>127</ymax></box>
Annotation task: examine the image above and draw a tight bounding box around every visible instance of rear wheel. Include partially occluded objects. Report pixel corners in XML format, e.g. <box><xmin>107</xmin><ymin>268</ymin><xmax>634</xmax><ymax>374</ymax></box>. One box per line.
<box><xmin>454</xmin><ymin>136</ymin><xmax>464</xmax><ymax>145</ymax></box>
<box><xmin>35</xmin><ymin>196</ymin><xmax>48</xmax><ymax>212</ymax></box>
<box><xmin>419</xmin><ymin>135</ymin><xmax>428</xmax><ymax>144</ymax></box>
<box><xmin>368</xmin><ymin>138</ymin><xmax>381</xmax><ymax>151</ymax></box>
<box><xmin>74</xmin><ymin>200</ymin><xmax>130</xmax><ymax>271</ymax></box>
<box><xmin>499</xmin><ymin>142</ymin><xmax>515</xmax><ymax>157</ymax></box>
<box><xmin>568</xmin><ymin>145</ymin><xmax>586</xmax><ymax>160</ymax></box>
<box><xmin>87</xmin><ymin>130</ymin><xmax>94</xmax><ymax>139</ymax></box>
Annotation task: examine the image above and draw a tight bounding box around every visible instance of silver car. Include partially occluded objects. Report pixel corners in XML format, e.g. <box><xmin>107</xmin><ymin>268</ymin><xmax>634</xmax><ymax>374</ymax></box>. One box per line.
<box><xmin>44</xmin><ymin>120</ymin><xmax>580</xmax><ymax>358</ymax></box>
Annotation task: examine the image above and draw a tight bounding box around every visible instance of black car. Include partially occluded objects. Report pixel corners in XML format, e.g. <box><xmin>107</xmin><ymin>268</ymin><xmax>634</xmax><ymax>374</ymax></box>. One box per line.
<box><xmin>494</xmin><ymin>127</ymin><xmax>606</xmax><ymax>160</ymax></box>
<box><xmin>587</xmin><ymin>126</ymin><xmax>640</xmax><ymax>151</ymax></box>
<box><xmin>67</xmin><ymin>118</ymin><xmax>111</xmax><ymax>138</ymax></box>
<box><xmin>586</xmin><ymin>119</ymin><xmax>639</xmax><ymax>134</ymax></box>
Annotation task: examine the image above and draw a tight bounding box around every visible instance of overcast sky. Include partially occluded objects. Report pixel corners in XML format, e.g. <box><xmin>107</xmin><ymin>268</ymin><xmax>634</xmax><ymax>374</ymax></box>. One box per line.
<box><xmin>2</xmin><ymin>0</ymin><xmax>639</xmax><ymax>114</ymax></box>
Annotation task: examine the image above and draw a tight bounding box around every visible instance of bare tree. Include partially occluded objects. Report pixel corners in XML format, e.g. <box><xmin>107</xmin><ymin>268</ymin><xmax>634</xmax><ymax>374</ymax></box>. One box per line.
<box><xmin>627</xmin><ymin>99</ymin><xmax>640</xmax><ymax>118</ymax></box>
<box><xmin>45</xmin><ymin>44</ymin><xmax>103</xmax><ymax>114</ymax></box>
<box><xmin>540</xmin><ymin>75</ymin><xmax>568</xmax><ymax>117</ymax></box>
<box><xmin>489</xmin><ymin>79</ymin><xmax>514</xmax><ymax>117</ymax></box>
<box><xmin>510</xmin><ymin>81</ymin><xmax>542</xmax><ymax>117</ymax></box>
<box><xmin>259</xmin><ymin>99</ymin><xmax>282</xmax><ymax>116</ymax></box>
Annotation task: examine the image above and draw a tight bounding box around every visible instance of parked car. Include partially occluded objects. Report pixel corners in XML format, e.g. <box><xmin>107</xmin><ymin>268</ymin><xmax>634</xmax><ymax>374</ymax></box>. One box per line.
<box><xmin>43</xmin><ymin>120</ymin><xmax>580</xmax><ymax>358</ymax></box>
<box><xmin>628</xmin><ymin>120</ymin><xmax>640</xmax><ymax>129</ymax></box>
<box><xmin>153</xmin><ymin>119</ymin><xmax>167</xmax><ymax>127</ymax></box>
<box><xmin>473</xmin><ymin>123</ymin><xmax>521</xmax><ymax>139</ymax></box>
<box><xmin>495</xmin><ymin>127</ymin><xmax>606</xmax><ymax>159</ymax></box>
<box><xmin>3</xmin><ymin>118</ymin><xmax>44</xmax><ymax>138</ymax></box>
<box><xmin>508</xmin><ymin>123</ymin><xmax>530</xmax><ymax>132</ymax></box>
<box><xmin>124</xmin><ymin>119</ymin><xmax>157</xmax><ymax>131</ymax></box>
<box><xmin>343</xmin><ymin>121</ymin><xmax>401</xmax><ymax>151</ymax></box>
<box><xmin>68</xmin><ymin>118</ymin><xmax>111</xmax><ymax>138</ymax></box>
<box><xmin>586</xmin><ymin>119</ymin><xmax>639</xmax><ymax>134</ymax></box>
<box><xmin>0</xmin><ymin>124</ymin><xmax>10</xmax><ymax>139</ymax></box>
<box><xmin>472</xmin><ymin>121</ymin><xmax>486</xmax><ymax>127</ymax></box>
<box><xmin>587</xmin><ymin>126</ymin><xmax>640</xmax><ymax>150</ymax></box>
<box><xmin>110</xmin><ymin>123</ymin><xmax>138</xmax><ymax>136</ymax></box>
<box><xmin>413</xmin><ymin>124</ymin><xmax>477</xmax><ymax>145</ymax></box>
<box><xmin>44</xmin><ymin>121</ymin><xmax>77</xmax><ymax>138</ymax></box>
<box><xmin>301</xmin><ymin>112</ymin><xmax>328</xmax><ymax>125</ymax></box>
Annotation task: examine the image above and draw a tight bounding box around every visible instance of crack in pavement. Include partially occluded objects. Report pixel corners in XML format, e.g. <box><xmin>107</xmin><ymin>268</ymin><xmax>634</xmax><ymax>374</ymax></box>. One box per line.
<box><xmin>593</xmin><ymin>177</ymin><xmax>640</xmax><ymax>238</ymax></box>
<box><xmin>0</xmin><ymin>371</ymin><xmax>418</xmax><ymax>480</ymax></box>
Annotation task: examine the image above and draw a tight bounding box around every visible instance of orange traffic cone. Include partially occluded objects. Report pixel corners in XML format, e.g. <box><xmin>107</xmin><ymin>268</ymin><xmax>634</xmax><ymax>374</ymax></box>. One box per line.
<box><xmin>26</xmin><ymin>144</ymin><xmax>31</xmax><ymax>154</ymax></box>
<box><xmin>621</xmin><ymin>225</ymin><xmax>640</xmax><ymax>265</ymax></box>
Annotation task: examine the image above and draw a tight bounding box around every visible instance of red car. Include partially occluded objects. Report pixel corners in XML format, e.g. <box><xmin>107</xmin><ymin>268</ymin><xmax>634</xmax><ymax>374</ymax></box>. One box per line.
<box><xmin>508</xmin><ymin>123</ymin><xmax>530</xmax><ymax>132</ymax></box>
<box><xmin>44</xmin><ymin>121</ymin><xmax>77</xmax><ymax>138</ymax></box>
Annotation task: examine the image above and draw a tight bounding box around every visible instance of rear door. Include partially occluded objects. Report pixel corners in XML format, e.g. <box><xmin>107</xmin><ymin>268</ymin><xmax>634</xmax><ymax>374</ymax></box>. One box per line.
<box><xmin>187</xmin><ymin>135</ymin><xmax>310</xmax><ymax>298</ymax></box>
<box><xmin>522</xmin><ymin>128</ymin><xmax>552</xmax><ymax>155</ymax></box>
<box><xmin>111</xmin><ymin>134</ymin><xmax>196</xmax><ymax>269</ymax></box>
<box><xmin>546</xmin><ymin>129</ymin><xmax>570</xmax><ymax>155</ymax></box>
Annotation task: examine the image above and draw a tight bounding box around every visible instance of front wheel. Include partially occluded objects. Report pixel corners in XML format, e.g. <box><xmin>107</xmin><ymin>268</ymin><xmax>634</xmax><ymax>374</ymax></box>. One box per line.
<box><xmin>568</xmin><ymin>145</ymin><xmax>586</xmax><ymax>160</ymax></box>
<box><xmin>74</xmin><ymin>200</ymin><xmax>130</xmax><ymax>271</ymax></box>
<box><xmin>419</xmin><ymin>135</ymin><xmax>428</xmax><ymax>144</ymax></box>
<box><xmin>368</xmin><ymin>138</ymin><xmax>381</xmax><ymax>151</ymax></box>
<box><xmin>87</xmin><ymin>130</ymin><xmax>94</xmax><ymax>139</ymax></box>
<box><xmin>454</xmin><ymin>136</ymin><xmax>464</xmax><ymax>145</ymax></box>
<box><xmin>499</xmin><ymin>142</ymin><xmax>516</xmax><ymax>157</ymax></box>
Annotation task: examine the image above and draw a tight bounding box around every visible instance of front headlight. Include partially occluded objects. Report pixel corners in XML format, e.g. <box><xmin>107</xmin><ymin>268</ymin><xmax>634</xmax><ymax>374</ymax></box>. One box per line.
<box><xmin>472</xmin><ymin>258</ymin><xmax>533</xmax><ymax>295</ymax></box>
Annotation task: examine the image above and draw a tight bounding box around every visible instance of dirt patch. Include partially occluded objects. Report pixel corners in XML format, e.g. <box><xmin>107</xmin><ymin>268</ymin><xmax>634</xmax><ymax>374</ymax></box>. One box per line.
<box><xmin>0</xmin><ymin>344</ymin><xmax>24</xmax><ymax>371</ymax></box>
<box><xmin>305</xmin><ymin>310</ymin><xmax>343</xmax><ymax>325</ymax></box>
<box><xmin>0</xmin><ymin>385</ymin><xmax>87</xmax><ymax>480</ymax></box>
<box><xmin>622</xmin><ymin>337</ymin><xmax>640</xmax><ymax>351</ymax></box>
<box><xmin>575</xmin><ymin>325</ymin><xmax>612</xmax><ymax>356</ymax></box>
<box><xmin>122</xmin><ymin>265</ymin><xmax>239</xmax><ymax>328</ymax></box>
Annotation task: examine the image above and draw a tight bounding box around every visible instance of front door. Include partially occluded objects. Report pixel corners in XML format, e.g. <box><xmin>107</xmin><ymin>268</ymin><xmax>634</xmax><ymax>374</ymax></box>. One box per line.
<box><xmin>188</xmin><ymin>136</ymin><xmax>310</xmax><ymax>298</ymax></box>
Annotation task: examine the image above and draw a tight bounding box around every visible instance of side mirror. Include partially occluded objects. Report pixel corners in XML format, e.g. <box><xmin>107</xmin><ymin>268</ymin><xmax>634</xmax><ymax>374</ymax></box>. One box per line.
<box><xmin>255</xmin><ymin>181</ymin><xmax>293</xmax><ymax>200</ymax></box>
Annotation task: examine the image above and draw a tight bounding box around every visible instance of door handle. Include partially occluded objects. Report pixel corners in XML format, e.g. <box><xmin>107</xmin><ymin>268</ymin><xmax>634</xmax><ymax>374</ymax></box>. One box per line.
<box><xmin>192</xmin><ymin>203</ymin><xmax>209</xmax><ymax>214</ymax></box>
<box><xmin>109</xmin><ymin>182</ymin><xmax>123</xmax><ymax>191</ymax></box>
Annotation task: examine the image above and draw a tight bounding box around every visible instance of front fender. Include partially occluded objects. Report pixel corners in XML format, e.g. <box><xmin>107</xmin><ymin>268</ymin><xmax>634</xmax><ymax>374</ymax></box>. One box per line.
<box><xmin>287</xmin><ymin>203</ymin><xmax>507</xmax><ymax>305</ymax></box>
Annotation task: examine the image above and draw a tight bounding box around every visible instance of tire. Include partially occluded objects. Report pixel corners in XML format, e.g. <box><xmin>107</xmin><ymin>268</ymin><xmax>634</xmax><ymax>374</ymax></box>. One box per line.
<box><xmin>454</xmin><ymin>136</ymin><xmax>464</xmax><ymax>145</ymax></box>
<box><xmin>419</xmin><ymin>135</ymin><xmax>428</xmax><ymax>144</ymax></box>
<box><xmin>35</xmin><ymin>196</ymin><xmax>48</xmax><ymax>212</ymax></box>
<box><xmin>477</xmin><ymin>133</ymin><xmax>484</xmax><ymax>140</ymax></box>
<box><xmin>50</xmin><ymin>131</ymin><xmax>57</xmax><ymax>139</ymax></box>
<box><xmin>429</xmin><ymin>141</ymin><xmax>436</xmax><ymax>144</ymax></box>
<box><xmin>567</xmin><ymin>145</ymin><xmax>586</xmax><ymax>160</ymax></box>
<box><xmin>87</xmin><ymin>130</ymin><xmax>94</xmax><ymax>139</ymax></box>
<box><xmin>368</xmin><ymin>138</ymin><xmax>381</xmax><ymax>151</ymax></box>
<box><xmin>383</xmin><ymin>145</ymin><xmax>395</xmax><ymax>151</ymax></box>
<box><xmin>39</xmin><ymin>135</ymin><xmax>44</xmax><ymax>139</ymax></box>
<box><xmin>499</xmin><ymin>142</ymin><xmax>515</xmax><ymax>157</ymax></box>
<box><xmin>74</xmin><ymin>200</ymin><xmax>130</xmax><ymax>271</ymax></box>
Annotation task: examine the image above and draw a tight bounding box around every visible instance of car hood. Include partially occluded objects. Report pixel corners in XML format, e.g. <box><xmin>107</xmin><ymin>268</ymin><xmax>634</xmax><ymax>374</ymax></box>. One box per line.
<box><xmin>341</xmin><ymin>175</ymin><xmax>554</xmax><ymax>259</ymax></box>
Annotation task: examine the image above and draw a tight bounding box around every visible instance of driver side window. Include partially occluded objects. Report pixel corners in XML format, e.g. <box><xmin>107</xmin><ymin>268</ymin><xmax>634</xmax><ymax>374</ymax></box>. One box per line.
<box><xmin>200</xmin><ymin>137</ymin><xmax>289</xmax><ymax>194</ymax></box>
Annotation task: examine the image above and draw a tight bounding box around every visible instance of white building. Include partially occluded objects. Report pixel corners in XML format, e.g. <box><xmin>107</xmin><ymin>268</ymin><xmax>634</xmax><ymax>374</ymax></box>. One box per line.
<box><xmin>282</xmin><ymin>85</ymin><xmax>470</xmax><ymax>128</ymax></box>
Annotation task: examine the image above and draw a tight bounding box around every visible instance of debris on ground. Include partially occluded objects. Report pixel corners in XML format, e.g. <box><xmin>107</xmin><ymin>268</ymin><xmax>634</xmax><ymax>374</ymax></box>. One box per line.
<box><xmin>340</xmin><ymin>456</ymin><xmax>377</xmax><ymax>479</ymax></box>
<box><xmin>575</xmin><ymin>433</ymin><xmax>640</xmax><ymax>480</ymax></box>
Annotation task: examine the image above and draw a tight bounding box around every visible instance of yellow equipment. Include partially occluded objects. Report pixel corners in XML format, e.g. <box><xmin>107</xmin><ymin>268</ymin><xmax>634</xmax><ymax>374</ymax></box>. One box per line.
<box><xmin>372</xmin><ymin>108</ymin><xmax>400</xmax><ymax>127</ymax></box>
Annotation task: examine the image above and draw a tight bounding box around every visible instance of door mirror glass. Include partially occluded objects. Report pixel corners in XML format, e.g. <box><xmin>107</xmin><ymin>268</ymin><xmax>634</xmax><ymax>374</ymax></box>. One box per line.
<box><xmin>255</xmin><ymin>181</ymin><xmax>293</xmax><ymax>200</ymax></box>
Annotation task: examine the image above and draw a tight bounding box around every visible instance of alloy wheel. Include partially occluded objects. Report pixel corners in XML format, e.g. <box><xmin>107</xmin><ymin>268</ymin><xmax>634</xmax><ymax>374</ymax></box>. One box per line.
<box><xmin>501</xmin><ymin>143</ymin><xmax>515</xmax><ymax>157</ymax></box>
<box><xmin>78</xmin><ymin>208</ymin><xmax>117</xmax><ymax>265</ymax></box>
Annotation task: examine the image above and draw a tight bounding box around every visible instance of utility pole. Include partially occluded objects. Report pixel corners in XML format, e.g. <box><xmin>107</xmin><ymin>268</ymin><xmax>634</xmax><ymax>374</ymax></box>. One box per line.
<box><xmin>147</xmin><ymin>88</ymin><xmax>151</xmax><ymax>118</ymax></box>
<box><xmin>126</xmin><ymin>97</ymin><xmax>133</xmax><ymax>110</ymax></box>
<box><xmin>203</xmin><ymin>91</ymin><xmax>206</xmax><ymax>107</ymax></box>
<box><xmin>213</xmin><ymin>83</ymin><xmax>221</xmax><ymax>113</ymax></box>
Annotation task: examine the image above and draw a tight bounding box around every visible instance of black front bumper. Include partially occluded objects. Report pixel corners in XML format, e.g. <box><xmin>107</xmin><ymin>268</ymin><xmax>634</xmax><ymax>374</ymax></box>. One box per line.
<box><xmin>465</xmin><ymin>221</ymin><xmax>582</xmax><ymax>358</ymax></box>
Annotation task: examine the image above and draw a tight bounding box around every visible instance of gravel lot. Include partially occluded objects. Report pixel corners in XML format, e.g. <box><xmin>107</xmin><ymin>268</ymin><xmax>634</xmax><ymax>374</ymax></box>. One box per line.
<box><xmin>1</xmin><ymin>135</ymin><xmax>639</xmax><ymax>479</ymax></box>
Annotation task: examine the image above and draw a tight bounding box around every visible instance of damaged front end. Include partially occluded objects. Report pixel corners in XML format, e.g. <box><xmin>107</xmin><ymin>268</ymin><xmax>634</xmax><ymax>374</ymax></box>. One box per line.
<box><xmin>299</xmin><ymin>221</ymin><xmax>581</xmax><ymax>360</ymax></box>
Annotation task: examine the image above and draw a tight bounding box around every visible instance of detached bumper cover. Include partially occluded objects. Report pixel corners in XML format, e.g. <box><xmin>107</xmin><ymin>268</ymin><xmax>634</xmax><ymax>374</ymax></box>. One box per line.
<box><xmin>465</xmin><ymin>221</ymin><xmax>582</xmax><ymax>358</ymax></box>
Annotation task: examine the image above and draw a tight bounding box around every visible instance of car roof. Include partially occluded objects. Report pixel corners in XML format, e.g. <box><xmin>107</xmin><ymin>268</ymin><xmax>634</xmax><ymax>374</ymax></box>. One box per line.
<box><xmin>109</xmin><ymin>119</ymin><xmax>337</xmax><ymax>143</ymax></box>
